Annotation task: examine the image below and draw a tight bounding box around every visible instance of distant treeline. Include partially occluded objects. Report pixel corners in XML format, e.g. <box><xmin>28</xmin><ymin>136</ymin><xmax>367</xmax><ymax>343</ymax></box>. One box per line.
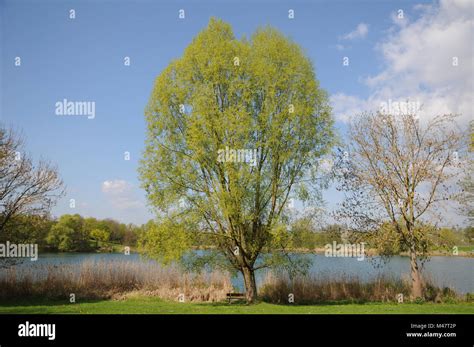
<box><xmin>4</xmin><ymin>214</ymin><xmax>142</xmax><ymax>252</ymax></box>
<box><xmin>4</xmin><ymin>213</ymin><xmax>473</xmax><ymax>254</ymax></box>
<box><xmin>286</xmin><ymin>223</ymin><xmax>473</xmax><ymax>253</ymax></box>
<box><xmin>182</xmin><ymin>221</ymin><xmax>473</xmax><ymax>253</ymax></box>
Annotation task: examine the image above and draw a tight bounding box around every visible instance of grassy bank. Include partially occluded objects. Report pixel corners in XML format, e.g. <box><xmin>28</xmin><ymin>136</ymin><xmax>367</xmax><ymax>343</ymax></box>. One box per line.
<box><xmin>0</xmin><ymin>296</ymin><xmax>473</xmax><ymax>314</ymax></box>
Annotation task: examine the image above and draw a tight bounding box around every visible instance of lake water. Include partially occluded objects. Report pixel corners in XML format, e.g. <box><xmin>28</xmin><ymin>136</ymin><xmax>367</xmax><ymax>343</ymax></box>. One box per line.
<box><xmin>13</xmin><ymin>252</ymin><xmax>474</xmax><ymax>294</ymax></box>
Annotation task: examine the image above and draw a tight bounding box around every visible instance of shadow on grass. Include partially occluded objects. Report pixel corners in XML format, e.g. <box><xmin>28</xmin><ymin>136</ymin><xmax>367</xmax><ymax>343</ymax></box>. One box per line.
<box><xmin>0</xmin><ymin>296</ymin><xmax>392</xmax><ymax>310</ymax></box>
<box><xmin>0</xmin><ymin>297</ymin><xmax>106</xmax><ymax>308</ymax></box>
<box><xmin>193</xmin><ymin>299</ymin><xmax>375</xmax><ymax>307</ymax></box>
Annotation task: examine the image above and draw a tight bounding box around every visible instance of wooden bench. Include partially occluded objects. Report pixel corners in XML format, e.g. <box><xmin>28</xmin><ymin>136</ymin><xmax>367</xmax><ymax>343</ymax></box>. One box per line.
<box><xmin>226</xmin><ymin>292</ymin><xmax>246</xmax><ymax>303</ymax></box>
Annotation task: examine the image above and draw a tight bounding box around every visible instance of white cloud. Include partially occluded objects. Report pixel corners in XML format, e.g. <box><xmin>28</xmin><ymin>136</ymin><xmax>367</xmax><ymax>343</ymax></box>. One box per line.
<box><xmin>342</xmin><ymin>23</ymin><xmax>369</xmax><ymax>40</ymax></box>
<box><xmin>101</xmin><ymin>179</ymin><xmax>142</xmax><ymax>209</ymax></box>
<box><xmin>332</xmin><ymin>0</ymin><xmax>473</xmax><ymax>125</ymax></box>
<box><xmin>102</xmin><ymin>180</ymin><xmax>129</xmax><ymax>194</ymax></box>
<box><xmin>330</xmin><ymin>93</ymin><xmax>373</xmax><ymax>123</ymax></box>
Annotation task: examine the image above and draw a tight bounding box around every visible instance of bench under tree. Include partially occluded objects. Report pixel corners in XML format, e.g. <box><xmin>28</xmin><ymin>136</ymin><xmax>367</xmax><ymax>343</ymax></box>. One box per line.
<box><xmin>226</xmin><ymin>292</ymin><xmax>246</xmax><ymax>303</ymax></box>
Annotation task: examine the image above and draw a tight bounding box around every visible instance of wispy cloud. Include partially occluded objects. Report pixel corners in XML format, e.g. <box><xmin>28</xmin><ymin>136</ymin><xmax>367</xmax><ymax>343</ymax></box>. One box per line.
<box><xmin>341</xmin><ymin>23</ymin><xmax>369</xmax><ymax>40</ymax></box>
<box><xmin>101</xmin><ymin>179</ymin><xmax>143</xmax><ymax>210</ymax></box>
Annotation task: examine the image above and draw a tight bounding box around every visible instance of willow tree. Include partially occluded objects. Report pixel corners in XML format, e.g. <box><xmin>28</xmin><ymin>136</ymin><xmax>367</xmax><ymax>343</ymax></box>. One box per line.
<box><xmin>335</xmin><ymin>112</ymin><xmax>465</xmax><ymax>298</ymax></box>
<box><xmin>139</xmin><ymin>18</ymin><xmax>333</xmax><ymax>302</ymax></box>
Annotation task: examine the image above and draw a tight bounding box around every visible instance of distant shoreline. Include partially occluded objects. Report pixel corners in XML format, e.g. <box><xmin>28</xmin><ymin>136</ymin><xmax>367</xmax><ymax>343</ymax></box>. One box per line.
<box><xmin>291</xmin><ymin>247</ymin><xmax>474</xmax><ymax>258</ymax></box>
<box><xmin>191</xmin><ymin>245</ymin><xmax>474</xmax><ymax>258</ymax></box>
<box><xmin>33</xmin><ymin>245</ymin><xmax>474</xmax><ymax>259</ymax></box>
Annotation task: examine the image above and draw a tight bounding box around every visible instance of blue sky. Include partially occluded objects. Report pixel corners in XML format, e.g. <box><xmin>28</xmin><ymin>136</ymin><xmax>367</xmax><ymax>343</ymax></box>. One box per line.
<box><xmin>1</xmin><ymin>0</ymin><xmax>470</xmax><ymax>225</ymax></box>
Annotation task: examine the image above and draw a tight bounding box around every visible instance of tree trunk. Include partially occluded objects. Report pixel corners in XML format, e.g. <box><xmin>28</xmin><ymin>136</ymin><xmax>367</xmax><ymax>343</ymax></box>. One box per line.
<box><xmin>409</xmin><ymin>248</ymin><xmax>423</xmax><ymax>299</ymax></box>
<box><xmin>242</xmin><ymin>266</ymin><xmax>257</xmax><ymax>303</ymax></box>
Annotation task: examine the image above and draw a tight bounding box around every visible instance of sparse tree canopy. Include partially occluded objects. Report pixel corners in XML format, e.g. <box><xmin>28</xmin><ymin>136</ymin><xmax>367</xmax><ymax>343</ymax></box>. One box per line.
<box><xmin>139</xmin><ymin>18</ymin><xmax>334</xmax><ymax>302</ymax></box>
<box><xmin>458</xmin><ymin>121</ymin><xmax>473</xmax><ymax>221</ymax></box>
<box><xmin>0</xmin><ymin>126</ymin><xmax>64</xmax><ymax>242</ymax></box>
<box><xmin>336</xmin><ymin>112</ymin><xmax>465</xmax><ymax>298</ymax></box>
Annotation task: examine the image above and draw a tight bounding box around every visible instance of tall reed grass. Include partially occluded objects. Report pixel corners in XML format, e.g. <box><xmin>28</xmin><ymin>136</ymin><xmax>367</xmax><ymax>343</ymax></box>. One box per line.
<box><xmin>0</xmin><ymin>262</ymin><xmax>464</xmax><ymax>304</ymax></box>
<box><xmin>0</xmin><ymin>260</ymin><xmax>233</xmax><ymax>302</ymax></box>
<box><xmin>259</xmin><ymin>272</ymin><xmax>460</xmax><ymax>304</ymax></box>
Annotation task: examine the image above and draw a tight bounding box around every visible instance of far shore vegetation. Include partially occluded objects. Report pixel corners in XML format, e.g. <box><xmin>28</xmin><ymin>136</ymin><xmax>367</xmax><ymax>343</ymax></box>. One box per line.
<box><xmin>1</xmin><ymin>213</ymin><xmax>472</xmax><ymax>257</ymax></box>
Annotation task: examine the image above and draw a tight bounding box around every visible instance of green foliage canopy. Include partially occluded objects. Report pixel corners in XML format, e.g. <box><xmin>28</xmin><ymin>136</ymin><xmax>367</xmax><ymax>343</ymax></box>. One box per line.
<box><xmin>139</xmin><ymin>18</ymin><xmax>334</xmax><ymax>296</ymax></box>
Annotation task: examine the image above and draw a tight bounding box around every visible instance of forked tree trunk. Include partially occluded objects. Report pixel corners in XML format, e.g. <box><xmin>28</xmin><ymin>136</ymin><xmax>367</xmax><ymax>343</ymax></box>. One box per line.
<box><xmin>242</xmin><ymin>266</ymin><xmax>257</xmax><ymax>303</ymax></box>
<box><xmin>409</xmin><ymin>248</ymin><xmax>423</xmax><ymax>299</ymax></box>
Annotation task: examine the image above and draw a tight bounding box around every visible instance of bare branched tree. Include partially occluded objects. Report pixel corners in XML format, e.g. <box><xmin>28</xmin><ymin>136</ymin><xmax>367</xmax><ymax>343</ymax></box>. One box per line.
<box><xmin>0</xmin><ymin>126</ymin><xmax>64</xmax><ymax>248</ymax></box>
<box><xmin>458</xmin><ymin>121</ymin><xmax>473</xmax><ymax>222</ymax></box>
<box><xmin>335</xmin><ymin>112</ymin><xmax>466</xmax><ymax>298</ymax></box>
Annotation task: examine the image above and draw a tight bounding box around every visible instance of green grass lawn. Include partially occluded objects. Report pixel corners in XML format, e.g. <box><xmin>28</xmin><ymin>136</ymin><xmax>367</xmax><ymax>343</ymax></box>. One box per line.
<box><xmin>1</xmin><ymin>297</ymin><xmax>473</xmax><ymax>314</ymax></box>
